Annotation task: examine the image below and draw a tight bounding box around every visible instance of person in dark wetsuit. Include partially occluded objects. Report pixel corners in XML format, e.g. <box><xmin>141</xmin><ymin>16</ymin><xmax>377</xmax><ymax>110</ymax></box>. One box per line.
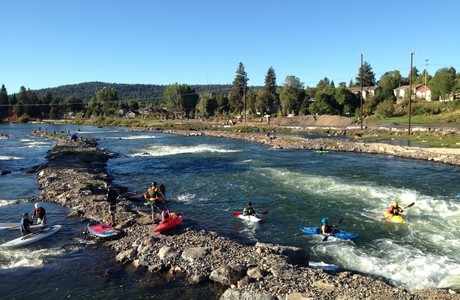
<box><xmin>243</xmin><ymin>202</ymin><xmax>256</xmax><ymax>216</ymax></box>
<box><xmin>107</xmin><ymin>185</ymin><xmax>119</xmax><ymax>226</ymax></box>
<box><xmin>20</xmin><ymin>213</ymin><xmax>33</xmax><ymax>236</ymax></box>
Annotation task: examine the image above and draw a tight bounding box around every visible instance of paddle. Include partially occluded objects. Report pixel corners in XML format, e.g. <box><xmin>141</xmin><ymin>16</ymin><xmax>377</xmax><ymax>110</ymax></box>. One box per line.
<box><xmin>233</xmin><ymin>211</ymin><xmax>268</xmax><ymax>217</ymax></box>
<box><xmin>403</xmin><ymin>202</ymin><xmax>415</xmax><ymax>209</ymax></box>
<box><xmin>322</xmin><ymin>218</ymin><xmax>343</xmax><ymax>242</ymax></box>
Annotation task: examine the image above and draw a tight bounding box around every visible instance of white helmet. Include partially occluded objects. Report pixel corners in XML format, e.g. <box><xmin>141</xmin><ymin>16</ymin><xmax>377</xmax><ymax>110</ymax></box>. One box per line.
<box><xmin>35</xmin><ymin>202</ymin><xmax>41</xmax><ymax>209</ymax></box>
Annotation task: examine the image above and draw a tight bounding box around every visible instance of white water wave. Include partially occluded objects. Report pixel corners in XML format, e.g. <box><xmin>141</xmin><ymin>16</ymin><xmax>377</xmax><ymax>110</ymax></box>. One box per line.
<box><xmin>314</xmin><ymin>238</ymin><xmax>460</xmax><ymax>290</ymax></box>
<box><xmin>263</xmin><ymin>167</ymin><xmax>460</xmax><ymax>290</ymax></box>
<box><xmin>130</xmin><ymin>144</ymin><xmax>241</xmax><ymax>157</ymax></box>
<box><xmin>0</xmin><ymin>247</ymin><xmax>66</xmax><ymax>269</ymax></box>
<box><xmin>104</xmin><ymin>135</ymin><xmax>157</xmax><ymax>140</ymax></box>
<box><xmin>0</xmin><ymin>155</ymin><xmax>23</xmax><ymax>160</ymax></box>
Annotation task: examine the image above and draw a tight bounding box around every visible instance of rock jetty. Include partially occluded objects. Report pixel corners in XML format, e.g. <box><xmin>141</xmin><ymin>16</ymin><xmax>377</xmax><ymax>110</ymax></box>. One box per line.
<box><xmin>35</xmin><ymin>137</ymin><xmax>458</xmax><ymax>299</ymax></box>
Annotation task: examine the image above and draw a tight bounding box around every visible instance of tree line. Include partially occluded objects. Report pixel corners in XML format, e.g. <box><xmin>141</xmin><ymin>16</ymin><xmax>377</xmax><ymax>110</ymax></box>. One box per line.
<box><xmin>1</xmin><ymin>62</ymin><xmax>459</xmax><ymax>122</ymax></box>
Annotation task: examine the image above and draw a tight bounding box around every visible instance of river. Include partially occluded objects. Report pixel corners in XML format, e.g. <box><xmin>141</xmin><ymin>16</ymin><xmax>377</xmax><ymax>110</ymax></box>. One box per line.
<box><xmin>0</xmin><ymin>123</ymin><xmax>459</xmax><ymax>298</ymax></box>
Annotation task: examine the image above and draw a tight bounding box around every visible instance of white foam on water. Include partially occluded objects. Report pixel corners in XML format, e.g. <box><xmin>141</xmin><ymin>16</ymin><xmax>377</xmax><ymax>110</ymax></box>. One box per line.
<box><xmin>314</xmin><ymin>238</ymin><xmax>460</xmax><ymax>291</ymax></box>
<box><xmin>0</xmin><ymin>155</ymin><xmax>23</xmax><ymax>160</ymax></box>
<box><xmin>263</xmin><ymin>167</ymin><xmax>460</xmax><ymax>290</ymax></box>
<box><xmin>130</xmin><ymin>144</ymin><xmax>241</xmax><ymax>157</ymax></box>
<box><xmin>0</xmin><ymin>247</ymin><xmax>66</xmax><ymax>269</ymax></box>
<box><xmin>0</xmin><ymin>200</ymin><xmax>16</xmax><ymax>207</ymax></box>
<box><xmin>23</xmin><ymin>141</ymin><xmax>50</xmax><ymax>148</ymax></box>
<box><xmin>105</xmin><ymin>135</ymin><xmax>157</xmax><ymax>140</ymax></box>
<box><xmin>175</xmin><ymin>193</ymin><xmax>196</xmax><ymax>204</ymax></box>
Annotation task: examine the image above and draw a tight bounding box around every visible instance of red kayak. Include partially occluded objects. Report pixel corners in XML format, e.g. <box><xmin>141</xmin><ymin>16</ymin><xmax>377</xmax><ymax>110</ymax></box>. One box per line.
<box><xmin>153</xmin><ymin>214</ymin><xmax>183</xmax><ymax>233</ymax></box>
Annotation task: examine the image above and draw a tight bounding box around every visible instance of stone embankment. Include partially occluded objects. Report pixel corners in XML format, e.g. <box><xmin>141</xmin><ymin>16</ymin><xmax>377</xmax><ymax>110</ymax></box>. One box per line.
<box><xmin>35</xmin><ymin>138</ymin><xmax>458</xmax><ymax>300</ymax></box>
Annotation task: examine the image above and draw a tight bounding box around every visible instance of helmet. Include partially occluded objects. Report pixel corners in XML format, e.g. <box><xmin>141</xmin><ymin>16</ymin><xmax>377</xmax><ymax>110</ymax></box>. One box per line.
<box><xmin>247</xmin><ymin>202</ymin><xmax>252</xmax><ymax>206</ymax></box>
<box><xmin>153</xmin><ymin>182</ymin><xmax>157</xmax><ymax>186</ymax></box>
<box><xmin>393</xmin><ymin>201</ymin><xmax>398</xmax><ymax>207</ymax></box>
<box><xmin>35</xmin><ymin>203</ymin><xmax>41</xmax><ymax>209</ymax></box>
<box><xmin>321</xmin><ymin>217</ymin><xmax>329</xmax><ymax>224</ymax></box>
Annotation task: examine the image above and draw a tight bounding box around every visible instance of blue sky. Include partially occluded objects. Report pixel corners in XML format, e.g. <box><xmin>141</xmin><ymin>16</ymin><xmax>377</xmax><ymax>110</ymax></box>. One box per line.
<box><xmin>1</xmin><ymin>0</ymin><xmax>459</xmax><ymax>94</ymax></box>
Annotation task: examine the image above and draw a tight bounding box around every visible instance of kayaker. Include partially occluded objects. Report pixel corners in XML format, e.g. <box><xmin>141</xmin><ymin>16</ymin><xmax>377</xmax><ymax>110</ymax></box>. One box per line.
<box><xmin>144</xmin><ymin>181</ymin><xmax>167</xmax><ymax>223</ymax></box>
<box><xmin>321</xmin><ymin>217</ymin><xmax>336</xmax><ymax>235</ymax></box>
<box><xmin>20</xmin><ymin>213</ymin><xmax>33</xmax><ymax>236</ymax></box>
<box><xmin>387</xmin><ymin>201</ymin><xmax>404</xmax><ymax>216</ymax></box>
<box><xmin>144</xmin><ymin>181</ymin><xmax>165</xmax><ymax>203</ymax></box>
<box><xmin>107</xmin><ymin>185</ymin><xmax>119</xmax><ymax>226</ymax></box>
<box><xmin>243</xmin><ymin>202</ymin><xmax>256</xmax><ymax>216</ymax></box>
<box><xmin>32</xmin><ymin>202</ymin><xmax>46</xmax><ymax>225</ymax></box>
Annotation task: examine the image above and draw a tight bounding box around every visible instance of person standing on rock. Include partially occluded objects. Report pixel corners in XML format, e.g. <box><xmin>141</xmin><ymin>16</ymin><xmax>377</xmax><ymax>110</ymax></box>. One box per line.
<box><xmin>107</xmin><ymin>185</ymin><xmax>119</xmax><ymax>226</ymax></box>
<box><xmin>32</xmin><ymin>202</ymin><xmax>46</xmax><ymax>225</ymax></box>
<box><xmin>144</xmin><ymin>181</ymin><xmax>167</xmax><ymax>223</ymax></box>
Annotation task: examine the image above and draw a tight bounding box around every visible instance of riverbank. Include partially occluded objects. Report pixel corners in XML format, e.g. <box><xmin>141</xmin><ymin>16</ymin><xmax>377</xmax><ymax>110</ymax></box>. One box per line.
<box><xmin>34</xmin><ymin>137</ymin><xmax>458</xmax><ymax>299</ymax></box>
<box><xmin>139</xmin><ymin>128</ymin><xmax>460</xmax><ymax>166</ymax></box>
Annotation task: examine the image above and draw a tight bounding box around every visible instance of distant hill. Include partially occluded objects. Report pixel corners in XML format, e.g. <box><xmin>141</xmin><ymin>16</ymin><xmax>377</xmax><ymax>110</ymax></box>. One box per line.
<box><xmin>32</xmin><ymin>81</ymin><xmax>240</xmax><ymax>103</ymax></box>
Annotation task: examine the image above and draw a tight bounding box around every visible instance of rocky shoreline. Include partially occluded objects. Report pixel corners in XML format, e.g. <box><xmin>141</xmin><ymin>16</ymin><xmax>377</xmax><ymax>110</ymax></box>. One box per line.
<box><xmin>32</xmin><ymin>135</ymin><xmax>459</xmax><ymax>299</ymax></box>
<box><xmin>164</xmin><ymin>129</ymin><xmax>460</xmax><ymax>166</ymax></box>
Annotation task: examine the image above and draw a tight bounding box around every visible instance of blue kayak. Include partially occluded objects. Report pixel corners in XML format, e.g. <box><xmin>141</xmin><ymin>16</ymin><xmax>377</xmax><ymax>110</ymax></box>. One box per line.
<box><xmin>300</xmin><ymin>226</ymin><xmax>359</xmax><ymax>240</ymax></box>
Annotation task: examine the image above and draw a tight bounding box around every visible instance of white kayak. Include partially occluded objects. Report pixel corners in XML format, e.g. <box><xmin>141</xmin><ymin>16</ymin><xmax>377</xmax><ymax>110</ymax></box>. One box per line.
<box><xmin>0</xmin><ymin>225</ymin><xmax>62</xmax><ymax>248</ymax></box>
<box><xmin>0</xmin><ymin>222</ymin><xmax>46</xmax><ymax>232</ymax></box>
<box><xmin>237</xmin><ymin>214</ymin><xmax>262</xmax><ymax>223</ymax></box>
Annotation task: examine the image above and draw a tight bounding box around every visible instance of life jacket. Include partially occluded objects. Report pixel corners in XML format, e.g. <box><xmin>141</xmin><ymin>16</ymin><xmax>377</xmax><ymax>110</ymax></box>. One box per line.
<box><xmin>388</xmin><ymin>205</ymin><xmax>400</xmax><ymax>215</ymax></box>
<box><xmin>147</xmin><ymin>187</ymin><xmax>164</xmax><ymax>201</ymax></box>
<box><xmin>35</xmin><ymin>207</ymin><xmax>44</xmax><ymax>218</ymax></box>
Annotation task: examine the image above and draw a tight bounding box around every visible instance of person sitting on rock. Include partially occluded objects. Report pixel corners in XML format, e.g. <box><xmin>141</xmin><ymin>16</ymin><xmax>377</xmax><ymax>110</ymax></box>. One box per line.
<box><xmin>20</xmin><ymin>212</ymin><xmax>33</xmax><ymax>236</ymax></box>
<box><xmin>32</xmin><ymin>202</ymin><xmax>46</xmax><ymax>225</ymax></box>
<box><xmin>243</xmin><ymin>202</ymin><xmax>256</xmax><ymax>216</ymax></box>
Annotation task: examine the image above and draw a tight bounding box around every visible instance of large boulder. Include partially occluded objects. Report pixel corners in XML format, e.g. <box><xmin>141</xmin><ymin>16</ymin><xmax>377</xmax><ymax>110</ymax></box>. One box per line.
<box><xmin>210</xmin><ymin>265</ymin><xmax>245</xmax><ymax>286</ymax></box>
<box><xmin>219</xmin><ymin>288</ymin><xmax>275</xmax><ymax>300</ymax></box>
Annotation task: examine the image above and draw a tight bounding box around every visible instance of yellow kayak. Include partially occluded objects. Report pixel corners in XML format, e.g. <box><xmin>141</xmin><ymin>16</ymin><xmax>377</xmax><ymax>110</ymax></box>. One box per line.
<box><xmin>383</xmin><ymin>211</ymin><xmax>405</xmax><ymax>223</ymax></box>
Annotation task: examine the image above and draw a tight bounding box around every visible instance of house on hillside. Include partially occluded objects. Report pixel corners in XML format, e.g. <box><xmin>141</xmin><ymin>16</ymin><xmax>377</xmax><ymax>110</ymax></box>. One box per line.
<box><xmin>394</xmin><ymin>84</ymin><xmax>431</xmax><ymax>101</ymax></box>
<box><xmin>415</xmin><ymin>85</ymin><xmax>431</xmax><ymax>101</ymax></box>
<box><xmin>169</xmin><ymin>108</ymin><xmax>185</xmax><ymax>119</ymax></box>
<box><xmin>348</xmin><ymin>86</ymin><xmax>381</xmax><ymax>100</ymax></box>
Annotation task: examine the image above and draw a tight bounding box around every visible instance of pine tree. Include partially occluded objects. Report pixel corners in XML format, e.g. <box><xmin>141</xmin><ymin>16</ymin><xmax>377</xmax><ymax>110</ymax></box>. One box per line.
<box><xmin>356</xmin><ymin>61</ymin><xmax>376</xmax><ymax>87</ymax></box>
<box><xmin>228</xmin><ymin>62</ymin><xmax>249</xmax><ymax>114</ymax></box>
<box><xmin>0</xmin><ymin>85</ymin><xmax>8</xmax><ymax>121</ymax></box>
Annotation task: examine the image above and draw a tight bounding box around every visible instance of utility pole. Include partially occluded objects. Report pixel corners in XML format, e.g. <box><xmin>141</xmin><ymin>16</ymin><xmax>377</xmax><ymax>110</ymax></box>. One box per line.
<box><xmin>359</xmin><ymin>52</ymin><xmax>364</xmax><ymax>130</ymax></box>
<box><xmin>408</xmin><ymin>52</ymin><xmax>415</xmax><ymax>135</ymax></box>
<box><xmin>243</xmin><ymin>87</ymin><xmax>246</xmax><ymax>124</ymax></box>
<box><xmin>425</xmin><ymin>59</ymin><xmax>429</xmax><ymax>101</ymax></box>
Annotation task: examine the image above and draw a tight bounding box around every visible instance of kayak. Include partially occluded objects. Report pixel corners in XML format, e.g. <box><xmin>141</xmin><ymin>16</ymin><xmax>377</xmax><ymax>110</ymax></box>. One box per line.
<box><xmin>0</xmin><ymin>223</ymin><xmax>45</xmax><ymax>232</ymax></box>
<box><xmin>237</xmin><ymin>214</ymin><xmax>262</xmax><ymax>223</ymax></box>
<box><xmin>383</xmin><ymin>211</ymin><xmax>405</xmax><ymax>223</ymax></box>
<box><xmin>0</xmin><ymin>225</ymin><xmax>62</xmax><ymax>248</ymax></box>
<box><xmin>316</xmin><ymin>150</ymin><xmax>329</xmax><ymax>154</ymax></box>
<box><xmin>86</xmin><ymin>223</ymin><xmax>119</xmax><ymax>238</ymax></box>
<box><xmin>153</xmin><ymin>214</ymin><xmax>183</xmax><ymax>233</ymax></box>
<box><xmin>300</xmin><ymin>226</ymin><xmax>359</xmax><ymax>240</ymax></box>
